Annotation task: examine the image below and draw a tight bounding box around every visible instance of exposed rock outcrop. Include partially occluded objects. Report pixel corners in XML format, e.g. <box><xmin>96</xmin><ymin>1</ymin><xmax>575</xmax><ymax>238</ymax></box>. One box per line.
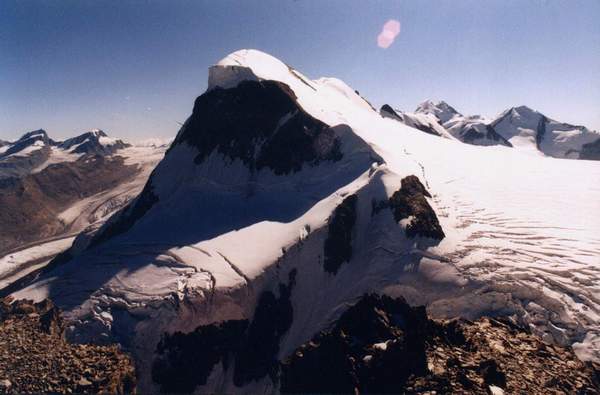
<box><xmin>281</xmin><ymin>294</ymin><xmax>600</xmax><ymax>394</ymax></box>
<box><xmin>389</xmin><ymin>175</ymin><xmax>445</xmax><ymax>240</ymax></box>
<box><xmin>323</xmin><ymin>194</ymin><xmax>358</xmax><ymax>274</ymax></box>
<box><xmin>0</xmin><ymin>297</ymin><xmax>135</xmax><ymax>394</ymax></box>
<box><xmin>580</xmin><ymin>138</ymin><xmax>600</xmax><ymax>160</ymax></box>
<box><xmin>151</xmin><ymin>320</ymin><xmax>248</xmax><ymax>393</ymax></box>
<box><xmin>446</xmin><ymin>119</ymin><xmax>512</xmax><ymax>147</ymax></box>
<box><xmin>174</xmin><ymin>80</ymin><xmax>342</xmax><ymax>175</ymax></box>
<box><xmin>152</xmin><ymin>269</ymin><xmax>297</xmax><ymax>393</ymax></box>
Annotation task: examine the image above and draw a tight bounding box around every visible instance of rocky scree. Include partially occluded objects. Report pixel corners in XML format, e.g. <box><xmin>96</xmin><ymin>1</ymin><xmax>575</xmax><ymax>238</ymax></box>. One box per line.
<box><xmin>280</xmin><ymin>293</ymin><xmax>600</xmax><ymax>394</ymax></box>
<box><xmin>0</xmin><ymin>297</ymin><xmax>135</xmax><ymax>394</ymax></box>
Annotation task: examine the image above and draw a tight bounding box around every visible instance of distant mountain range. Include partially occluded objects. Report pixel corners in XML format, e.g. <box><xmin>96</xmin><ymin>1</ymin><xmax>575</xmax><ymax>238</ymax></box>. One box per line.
<box><xmin>0</xmin><ymin>129</ymin><xmax>167</xmax><ymax>276</ymax></box>
<box><xmin>0</xmin><ymin>129</ymin><xmax>129</xmax><ymax>179</ymax></box>
<box><xmin>381</xmin><ymin>100</ymin><xmax>600</xmax><ymax>160</ymax></box>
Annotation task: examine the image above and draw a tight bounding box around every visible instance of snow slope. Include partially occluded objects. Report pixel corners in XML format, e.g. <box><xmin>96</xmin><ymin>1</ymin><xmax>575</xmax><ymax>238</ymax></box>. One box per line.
<box><xmin>10</xmin><ymin>49</ymin><xmax>600</xmax><ymax>392</ymax></box>
<box><xmin>0</xmin><ymin>236</ymin><xmax>76</xmax><ymax>290</ymax></box>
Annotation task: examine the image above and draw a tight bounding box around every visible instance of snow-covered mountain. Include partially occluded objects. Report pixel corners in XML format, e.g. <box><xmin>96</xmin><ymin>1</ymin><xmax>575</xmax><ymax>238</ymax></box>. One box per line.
<box><xmin>0</xmin><ymin>129</ymin><xmax>129</xmax><ymax>179</ymax></box>
<box><xmin>381</xmin><ymin>100</ymin><xmax>512</xmax><ymax>150</ymax></box>
<box><xmin>382</xmin><ymin>101</ymin><xmax>513</xmax><ymax>147</ymax></box>
<box><xmin>415</xmin><ymin>99</ymin><xmax>461</xmax><ymax>124</ymax></box>
<box><xmin>0</xmin><ymin>129</ymin><xmax>55</xmax><ymax>156</ymax></box>
<box><xmin>0</xmin><ymin>130</ymin><xmax>167</xmax><ymax>288</ymax></box>
<box><xmin>58</xmin><ymin>129</ymin><xmax>129</xmax><ymax>155</ymax></box>
<box><xmin>492</xmin><ymin>105</ymin><xmax>600</xmax><ymax>158</ymax></box>
<box><xmin>380</xmin><ymin>104</ymin><xmax>455</xmax><ymax>139</ymax></box>
<box><xmin>5</xmin><ymin>50</ymin><xmax>600</xmax><ymax>393</ymax></box>
<box><xmin>382</xmin><ymin>100</ymin><xmax>600</xmax><ymax>158</ymax></box>
<box><xmin>0</xmin><ymin>130</ymin><xmax>55</xmax><ymax>179</ymax></box>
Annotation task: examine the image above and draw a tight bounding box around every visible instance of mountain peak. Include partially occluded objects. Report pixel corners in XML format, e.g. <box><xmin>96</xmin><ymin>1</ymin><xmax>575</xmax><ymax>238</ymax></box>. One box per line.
<box><xmin>0</xmin><ymin>129</ymin><xmax>52</xmax><ymax>161</ymax></box>
<box><xmin>419</xmin><ymin>99</ymin><xmax>448</xmax><ymax>108</ymax></box>
<box><xmin>380</xmin><ymin>104</ymin><xmax>398</xmax><ymax>116</ymax></box>
<box><xmin>415</xmin><ymin>100</ymin><xmax>461</xmax><ymax>123</ymax></box>
<box><xmin>208</xmin><ymin>49</ymin><xmax>288</xmax><ymax>90</ymax></box>
<box><xmin>58</xmin><ymin>129</ymin><xmax>128</xmax><ymax>155</ymax></box>
<box><xmin>493</xmin><ymin>105</ymin><xmax>543</xmax><ymax>125</ymax></box>
<box><xmin>90</xmin><ymin>129</ymin><xmax>107</xmax><ymax>137</ymax></box>
<box><xmin>18</xmin><ymin>129</ymin><xmax>48</xmax><ymax>141</ymax></box>
<box><xmin>207</xmin><ymin>49</ymin><xmax>319</xmax><ymax>95</ymax></box>
<box><xmin>510</xmin><ymin>105</ymin><xmax>539</xmax><ymax>116</ymax></box>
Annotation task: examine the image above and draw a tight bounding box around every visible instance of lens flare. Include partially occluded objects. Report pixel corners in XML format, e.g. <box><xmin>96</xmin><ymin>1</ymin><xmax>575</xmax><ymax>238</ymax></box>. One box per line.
<box><xmin>377</xmin><ymin>19</ymin><xmax>401</xmax><ymax>49</ymax></box>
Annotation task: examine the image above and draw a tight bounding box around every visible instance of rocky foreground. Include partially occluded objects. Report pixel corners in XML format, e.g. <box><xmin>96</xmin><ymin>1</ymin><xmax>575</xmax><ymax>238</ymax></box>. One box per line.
<box><xmin>281</xmin><ymin>294</ymin><xmax>600</xmax><ymax>394</ymax></box>
<box><xmin>0</xmin><ymin>298</ymin><xmax>135</xmax><ymax>394</ymax></box>
<box><xmin>151</xmin><ymin>292</ymin><xmax>600</xmax><ymax>394</ymax></box>
<box><xmin>1</xmin><ymin>294</ymin><xmax>599</xmax><ymax>394</ymax></box>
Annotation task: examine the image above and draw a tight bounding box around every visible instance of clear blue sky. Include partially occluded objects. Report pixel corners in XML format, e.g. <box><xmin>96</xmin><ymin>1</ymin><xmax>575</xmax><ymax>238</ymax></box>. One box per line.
<box><xmin>1</xmin><ymin>0</ymin><xmax>599</xmax><ymax>141</ymax></box>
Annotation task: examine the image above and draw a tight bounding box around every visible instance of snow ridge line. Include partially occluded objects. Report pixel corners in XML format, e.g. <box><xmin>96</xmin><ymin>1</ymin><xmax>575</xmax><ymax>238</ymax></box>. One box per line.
<box><xmin>217</xmin><ymin>251</ymin><xmax>251</xmax><ymax>284</ymax></box>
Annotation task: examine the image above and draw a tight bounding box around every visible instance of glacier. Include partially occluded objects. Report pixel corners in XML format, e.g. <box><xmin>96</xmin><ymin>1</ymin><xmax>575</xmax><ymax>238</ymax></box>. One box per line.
<box><xmin>7</xmin><ymin>49</ymin><xmax>600</xmax><ymax>392</ymax></box>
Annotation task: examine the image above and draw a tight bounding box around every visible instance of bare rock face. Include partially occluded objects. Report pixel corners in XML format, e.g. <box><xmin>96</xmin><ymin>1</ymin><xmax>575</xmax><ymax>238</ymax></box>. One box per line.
<box><xmin>389</xmin><ymin>175</ymin><xmax>445</xmax><ymax>240</ymax></box>
<box><xmin>323</xmin><ymin>194</ymin><xmax>358</xmax><ymax>274</ymax></box>
<box><xmin>581</xmin><ymin>138</ymin><xmax>600</xmax><ymax>160</ymax></box>
<box><xmin>281</xmin><ymin>294</ymin><xmax>431</xmax><ymax>394</ymax></box>
<box><xmin>280</xmin><ymin>294</ymin><xmax>600</xmax><ymax>394</ymax></box>
<box><xmin>151</xmin><ymin>269</ymin><xmax>297</xmax><ymax>393</ymax></box>
<box><xmin>454</xmin><ymin>121</ymin><xmax>513</xmax><ymax>147</ymax></box>
<box><xmin>175</xmin><ymin>79</ymin><xmax>343</xmax><ymax>174</ymax></box>
<box><xmin>151</xmin><ymin>320</ymin><xmax>248</xmax><ymax>393</ymax></box>
<box><xmin>0</xmin><ymin>297</ymin><xmax>136</xmax><ymax>394</ymax></box>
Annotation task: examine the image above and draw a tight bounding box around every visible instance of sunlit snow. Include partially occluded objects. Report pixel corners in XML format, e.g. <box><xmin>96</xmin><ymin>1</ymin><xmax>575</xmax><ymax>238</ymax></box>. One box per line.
<box><xmin>11</xmin><ymin>49</ymin><xmax>600</xmax><ymax>369</ymax></box>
